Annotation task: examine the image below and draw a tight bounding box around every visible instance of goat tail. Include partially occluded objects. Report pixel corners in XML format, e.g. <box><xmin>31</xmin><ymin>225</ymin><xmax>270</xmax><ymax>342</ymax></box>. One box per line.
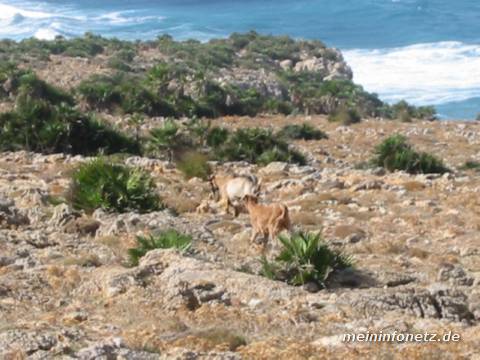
<box><xmin>255</xmin><ymin>177</ymin><xmax>262</xmax><ymax>194</ymax></box>
<box><xmin>282</xmin><ymin>205</ymin><xmax>291</xmax><ymax>230</ymax></box>
<box><xmin>273</xmin><ymin>204</ymin><xmax>290</xmax><ymax>231</ymax></box>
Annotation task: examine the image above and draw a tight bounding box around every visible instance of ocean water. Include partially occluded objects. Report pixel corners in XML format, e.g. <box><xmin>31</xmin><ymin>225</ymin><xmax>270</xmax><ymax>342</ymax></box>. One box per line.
<box><xmin>0</xmin><ymin>0</ymin><xmax>479</xmax><ymax>119</ymax></box>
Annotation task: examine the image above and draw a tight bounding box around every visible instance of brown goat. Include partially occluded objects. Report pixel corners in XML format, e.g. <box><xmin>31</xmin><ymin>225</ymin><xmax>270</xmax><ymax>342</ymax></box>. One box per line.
<box><xmin>243</xmin><ymin>194</ymin><xmax>291</xmax><ymax>245</ymax></box>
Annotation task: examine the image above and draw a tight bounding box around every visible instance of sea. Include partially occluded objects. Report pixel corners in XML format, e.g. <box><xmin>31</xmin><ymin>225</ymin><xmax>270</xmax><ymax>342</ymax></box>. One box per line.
<box><xmin>0</xmin><ymin>0</ymin><xmax>479</xmax><ymax>119</ymax></box>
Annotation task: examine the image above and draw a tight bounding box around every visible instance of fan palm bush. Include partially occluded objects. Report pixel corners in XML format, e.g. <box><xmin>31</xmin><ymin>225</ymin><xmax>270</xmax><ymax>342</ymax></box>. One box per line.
<box><xmin>206</xmin><ymin>127</ymin><xmax>230</xmax><ymax>148</ymax></box>
<box><xmin>69</xmin><ymin>159</ymin><xmax>162</xmax><ymax>213</ymax></box>
<box><xmin>0</xmin><ymin>99</ymin><xmax>139</xmax><ymax>155</ymax></box>
<box><xmin>371</xmin><ymin>134</ymin><xmax>448</xmax><ymax>174</ymax></box>
<box><xmin>261</xmin><ymin>231</ymin><xmax>352</xmax><ymax>286</ymax></box>
<box><xmin>216</xmin><ymin>128</ymin><xmax>306</xmax><ymax>165</ymax></box>
<box><xmin>148</xmin><ymin>119</ymin><xmax>191</xmax><ymax>162</ymax></box>
<box><xmin>128</xmin><ymin>230</ymin><xmax>192</xmax><ymax>266</ymax></box>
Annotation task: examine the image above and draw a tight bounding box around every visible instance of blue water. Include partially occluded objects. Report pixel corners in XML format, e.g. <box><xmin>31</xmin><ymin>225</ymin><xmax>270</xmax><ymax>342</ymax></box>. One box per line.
<box><xmin>1</xmin><ymin>0</ymin><xmax>480</xmax><ymax>119</ymax></box>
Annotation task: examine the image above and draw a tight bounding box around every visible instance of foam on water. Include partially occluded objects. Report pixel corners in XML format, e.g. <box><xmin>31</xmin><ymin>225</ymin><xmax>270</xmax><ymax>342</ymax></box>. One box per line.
<box><xmin>343</xmin><ymin>42</ymin><xmax>480</xmax><ymax>109</ymax></box>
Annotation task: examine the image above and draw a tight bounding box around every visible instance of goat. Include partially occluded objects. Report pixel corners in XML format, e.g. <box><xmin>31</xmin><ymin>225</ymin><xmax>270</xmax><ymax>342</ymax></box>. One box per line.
<box><xmin>243</xmin><ymin>194</ymin><xmax>291</xmax><ymax>246</ymax></box>
<box><xmin>209</xmin><ymin>173</ymin><xmax>260</xmax><ymax>216</ymax></box>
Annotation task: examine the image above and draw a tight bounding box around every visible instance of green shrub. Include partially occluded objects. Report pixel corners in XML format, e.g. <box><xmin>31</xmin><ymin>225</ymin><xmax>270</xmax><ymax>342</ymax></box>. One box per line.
<box><xmin>69</xmin><ymin>159</ymin><xmax>162</xmax><ymax>213</ymax></box>
<box><xmin>371</xmin><ymin>134</ymin><xmax>449</xmax><ymax>174</ymax></box>
<box><xmin>128</xmin><ymin>230</ymin><xmax>192</xmax><ymax>266</ymax></box>
<box><xmin>176</xmin><ymin>151</ymin><xmax>211</xmax><ymax>180</ymax></box>
<box><xmin>261</xmin><ymin>231</ymin><xmax>352</xmax><ymax>286</ymax></box>
<box><xmin>77</xmin><ymin>74</ymin><xmax>122</xmax><ymax>110</ymax></box>
<box><xmin>328</xmin><ymin>107</ymin><xmax>361</xmax><ymax>125</ymax></box>
<box><xmin>224</xmin><ymin>87</ymin><xmax>264</xmax><ymax>116</ymax></box>
<box><xmin>216</xmin><ymin>128</ymin><xmax>306</xmax><ymax>165</ymax></box>
<box><xmin>277</xmin><ymin>123</ymin><xmax>328</xmax><ymax>140</ymax></box>
<box><xmin>206</xmin><ymin>127</ymin><xmax>230</xmax><ymax>148</ymax></box>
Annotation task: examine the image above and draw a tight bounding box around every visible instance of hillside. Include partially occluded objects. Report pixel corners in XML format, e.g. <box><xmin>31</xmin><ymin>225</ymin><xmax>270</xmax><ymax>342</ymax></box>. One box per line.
<box><xmin>0</xmin><ymin>33</ymin><xmax>479</xmax><ymax>359</ymax></box>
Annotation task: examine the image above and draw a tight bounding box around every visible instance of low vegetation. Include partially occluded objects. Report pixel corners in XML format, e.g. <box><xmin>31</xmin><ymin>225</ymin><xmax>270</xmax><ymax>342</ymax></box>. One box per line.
<box><xmin>461</xmin><ymin>160</ymin><xmax>480</xmax><ymax>171</ymax></box>
<box><xmin>176</xmin><ymin>151</ymin><xmax>212</xmax><ymax>180</ymax></box>
<box><xmin>371</xmin><ymin>134</ymin><xmax>449</xmax><ymax>174</ymax></box>
<box><xmin>2</xmin><ymin>32</ymin><xmax>435</xmax><ymax>121</ymax></box>
<box><xmin>328</xmin><ymin>107</ymin><xmax>361</xmax><ymax>125</ymax></box>
<box><xmin>214</xmin><ymin>127</ymin><xmax>306</xmax><ymax>165</ymax></box>
<box><xmin>0</xmin><ymin>70</ymin><xmax>139</xmax><ymax>155</ymax></box>
<box><xmin>261</xmin><ymin>231</ymin><xmax>352</xmax><ymax>286</ymax></box>
<box><xmin>277</xmin><ymin>123</ymin><xmax>328</xmax><ymax>140</ymax></box>
<box><xmin>69</xmin><ymin>159</ymin><xmax>162</xmax><ymax>213</ymax></box>
<box><xmin>128</xmin><ymin>230</ymin><xmax>192</xmax><ymax>266</ymax></box>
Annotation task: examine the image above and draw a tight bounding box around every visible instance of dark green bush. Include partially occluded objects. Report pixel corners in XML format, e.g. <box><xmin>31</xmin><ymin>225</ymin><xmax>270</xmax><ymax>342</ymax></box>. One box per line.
<box><xmin>371</xmin><ymin>134</ymin><xmax>449</xmax><ymax>174</ymax></box>
<box><xmin>206</xmin><ymin>127</ymin><xmax>230</xmax><ymax>148</ymax></box>
<box><xmin>277</xmin><ymin>123</ymin><xmax>328</xmax><ymax>140</ymax></box>
<box><xmin>77</xmin><ymin>74</ymin><xmax>122</xmax><ymax>110</ymax></box>
<box><xmin>176</xmin><ymin>151</ymin><xmax>211</xmax><ymax>180</ymax></box>
<box><xmin>69</xmin><ymin>159</ymin><xmax>162</xmax><ymax>213</ymax></box>
<box><xmin>128</xmin><ymin>230</ymin><xmax>191</xmax><ymax>266</ymax></box>
<box><xmin>216</xmin><ymin>128</ymin><xmax>306</xmax><ymax>165</ymax></box>
<box><xmin>0</xmin><ymin>94</ymin><xmax>139</xmax><ymax>155</ymax></box>
<box><xmin>261</xmin><ymin>231</ymin><xmax>352</xmax><ymax>286</ymax></box>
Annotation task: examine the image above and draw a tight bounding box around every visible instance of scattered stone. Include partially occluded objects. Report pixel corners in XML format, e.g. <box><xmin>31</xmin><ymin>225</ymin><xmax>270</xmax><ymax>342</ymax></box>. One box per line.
<box><xmin>259</xmin><ymin>161</ymin><xmax>289</xmax><ymax>175</ymax></box>
<box><xmin>64</xmin><ymin>217</ymin><xmax>101</xmax><ymax>236</ymax></box>
<box><xmin>438</xmin><ymin>264</ymin><xmax>474</xmax><ymax>286</ymax></box>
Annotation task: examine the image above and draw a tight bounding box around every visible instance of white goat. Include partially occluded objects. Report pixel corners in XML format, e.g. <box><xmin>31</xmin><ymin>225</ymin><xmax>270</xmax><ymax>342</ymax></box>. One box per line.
<box><xmin>209</xmin><ymin>173</ymin><xmax>261</xmax><ymax>216</ymax></box>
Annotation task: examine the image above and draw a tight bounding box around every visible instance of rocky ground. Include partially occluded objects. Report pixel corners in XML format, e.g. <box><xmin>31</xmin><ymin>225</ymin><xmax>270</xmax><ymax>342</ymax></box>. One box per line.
<box><xmin>1</xmin><ymin>115</ymin><xmax>480</xmax><ymax>359</ymax></box>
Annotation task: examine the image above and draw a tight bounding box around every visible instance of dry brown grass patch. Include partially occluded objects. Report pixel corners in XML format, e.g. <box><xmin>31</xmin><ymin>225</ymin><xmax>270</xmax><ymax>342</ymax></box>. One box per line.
<box><xmin>333</xmin><ymin>224</ymin><xmax>365</xmax><ymax>239</ymax></box>
<box><xmin>45</xmin><ymin>265</ymin><xmax>81</xmax><ymax>292</ymax></box>
<box><xmin>402</xmin><ymin>181</ymin><xmax>426</xmax><ymax>192</ymax></box>
<box><xmin>290</xmin><ymin>211</ymin><xmax>322</xmax><ymax>227</ymax></box>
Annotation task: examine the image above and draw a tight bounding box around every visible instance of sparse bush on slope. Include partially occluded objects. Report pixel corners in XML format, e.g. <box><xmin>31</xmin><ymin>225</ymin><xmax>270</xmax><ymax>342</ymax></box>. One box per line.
<box><xmin>328</xmin><ymin>107</ymin><xmax>361</xmax><ymax>125</ymax></box>
<box><xmin>371</xmin><ymin>134</ymin><xmax>449</xmax><ymax>174</ymax></box>
<box><xmin>261</xmin><ymin>231</ymin><xmax>352</xmax><ymax>286</ymax></box>
<box><xmin>69</xmin><ymin>159</ymin><xmax>162</xmax><ymax>213</ymax></box>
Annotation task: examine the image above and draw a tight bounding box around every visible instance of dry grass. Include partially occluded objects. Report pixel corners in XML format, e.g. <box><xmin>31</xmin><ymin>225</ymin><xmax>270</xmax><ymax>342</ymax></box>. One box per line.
<box><xmin>402</xmin><ymin>180</ymin><xmax>426</xmax><ymax>192</ymax></box>
<box><xmin>45</xmin><ymin>265</ymin><xmax>81</xmax><ymax>292</ymax></box>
